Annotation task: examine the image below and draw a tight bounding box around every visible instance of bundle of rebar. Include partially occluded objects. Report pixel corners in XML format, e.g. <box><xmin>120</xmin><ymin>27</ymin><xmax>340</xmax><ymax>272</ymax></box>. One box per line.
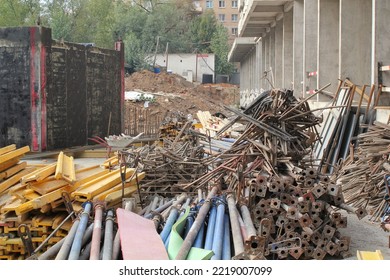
<box><xmin>333</xmin><ymin>121</ymin><xmax>390</xmax><ymax>222</ymax></box>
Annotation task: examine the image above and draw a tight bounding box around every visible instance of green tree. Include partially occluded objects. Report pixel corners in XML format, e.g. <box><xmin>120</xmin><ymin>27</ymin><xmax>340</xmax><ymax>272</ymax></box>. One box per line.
<box><xmin>0</xmin><ymin>0</ymin><xmax>41</xmax><ymax>27</ymax></box>
<box><xmin>189</xmin><ymin>10</ymin><xmax>218</xmax><ymax>53</ymax></box>
<box><xmin>210</xmin><ymin>24</ymin><xmax>234</xmax><ymax>75</ymax></box>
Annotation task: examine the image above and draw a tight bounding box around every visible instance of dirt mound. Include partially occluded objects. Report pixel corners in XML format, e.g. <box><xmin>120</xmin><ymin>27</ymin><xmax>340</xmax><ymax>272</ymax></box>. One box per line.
<box><xmin>124</xmin><ymin>70</ymin><xmax>240</xmax><ymax>118</ymax></box>
<box><xmin>125</xmin><ymin>70</ymin><xmax>195</xmax><ymax>94</ymax></box>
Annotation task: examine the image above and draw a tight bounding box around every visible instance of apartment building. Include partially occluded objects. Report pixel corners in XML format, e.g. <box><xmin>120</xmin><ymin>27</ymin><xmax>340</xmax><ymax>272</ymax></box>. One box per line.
<box><xmin>193</xmin><ymin>0</ymin><xmax>240</xmax><ymax>43</ymax></box>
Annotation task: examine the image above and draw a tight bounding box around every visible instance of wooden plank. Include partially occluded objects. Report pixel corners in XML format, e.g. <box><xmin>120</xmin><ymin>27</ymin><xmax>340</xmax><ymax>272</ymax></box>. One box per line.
<box><xmin>0</xmin><ymin>158</ymin><xmax>20</xmax><ymax>173</ymax></box>
<box><xmin>20</xmin><ymin>163</ymin><xmax>56</xmax><ymax>185</ymax></box>
<box><xmin>0</xmin><ymin>162</ymin><xmax>27</xmax><ymax>180</ymax></box>
<box><xmin>55</xmin><ymin>152</ymin><xmax>76</xmax><ymax>184</ymax></box>
<box><xmin>0</xmin><ymin>145</ymin><xmax>16</xmax><ymax>156</ymax></box>
<box><xmin>0</xmin><ymin>146</ymin><xmax>30</xmax><ymax>164</ymax></box>
<box><xmin>0</xmin><ymin>168</ymin><xmax>36</xmax><ymax>195</ymax></box>
<box><xmin>28</xmin><ymin>177</ymin><xmax>69</xmax><ymax>195</ymax></box>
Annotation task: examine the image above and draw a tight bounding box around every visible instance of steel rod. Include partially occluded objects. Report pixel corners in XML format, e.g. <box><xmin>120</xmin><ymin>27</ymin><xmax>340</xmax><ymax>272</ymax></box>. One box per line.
<box><xmin>102</xmin><ymin>209</ymin><xmax>115</xmax><ymax>260</ymax></box>
<box><xmin>68</xmin><ymin>202</ymin><xmax>93</xmax><ymax>260</ymax></box>
<box><xmin>175</xmin><ymin>186</ymin><xmax>218</xmax><ymax>260</ymax></box>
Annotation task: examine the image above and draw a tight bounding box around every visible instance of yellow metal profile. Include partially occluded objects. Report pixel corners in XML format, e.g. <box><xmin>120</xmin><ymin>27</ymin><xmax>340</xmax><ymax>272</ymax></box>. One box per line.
<box><xmin>0</xmin><ymin>145</ymin><xmax>16</xmax><ymax>156</ymax></box>
<box><xmin>21</xmin><ymin>163</ymin><xmax>56</xmax><ymax>185</ymax></box>
<box><xmin>71</xmin><ymin>168</ymin><xmax>138</xmax><ymax>202</ymax></box>
<box><xmin>357</xmin><ymin>250</ymin><xmax>384</xmax><ymax>260</ymax></box>
<box><xmin>0</xmin><ymin>146</ymin><xmax>30</xmax><ymax>164</ymax></box>
<box><xmin>55</xmin><ymin>152</ymin><xmax>76</xmax><ymax>184</ymax></box>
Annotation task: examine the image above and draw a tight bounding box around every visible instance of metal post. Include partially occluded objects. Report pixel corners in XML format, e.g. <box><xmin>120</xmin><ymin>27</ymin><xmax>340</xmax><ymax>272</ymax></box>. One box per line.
<box><xmin>160</xmin><ymin>207</ymin><xmax>179</xmax><ymax>243</ymax></box>
<box><xmin>175</xmin><ymin>186</ymin><xmax>219</xmax><ymax>260</ymax></box>
<box><xmin>227</xmin><ymin>193</ymin><xmax>245</xmax><ymax>256</ymax></box>
<box><xmin>90</xmin><ymin>204</ymin><xmax>104</xmax><ymax>260</ymax></box>
<box><xmin>211</xmin><ymin>197</ymin><xmax>225</xmax><ymax>260</ymax></box>
<box><xmin>55</xmin><ymin>219</ymin><xmax>80</xmax><ymax>260</ymax></box>
<box><xmin>112</xmin><ymin>200</ymin><xmax>135</xmax><ymax>259</ymax></box>
<box><xmin>193</xmin><ymin>222</ymin><xmax>205</xmax><ymax>248</ymax></box>
<box><xmin>240</xmin><ymin>203</ymin><xmax>257</xmax><ymax>239</ymax></box>
<box><xmin>102</xmin><ymin>209</ymin><xmax>115</xmax><ymax>260</ymax></box>
<box><xmin>204</xmin><ymin>205</ymin><xmax>217</xmax><ymax>250</ymax></box>
<box><xmin>45</xmin><ymin>222</ymin><xmax>94</xmax><ymax>260</ymax></box>
<box><xmin>222</xmin><ymin>213</ymin><xmax>231</xmax><ymax>260</ymax></box>
<box><xmin>68</xmin><ymin>201</ymin><xmax>92</xmax><ymax>260</ymax></box>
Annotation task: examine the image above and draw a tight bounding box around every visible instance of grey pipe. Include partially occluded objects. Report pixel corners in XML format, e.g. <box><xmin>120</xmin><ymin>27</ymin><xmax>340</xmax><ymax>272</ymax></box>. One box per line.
<box><xmin>175</xmin><ymin>186</ymin><xmax>218</xmax><ymax>260</ymax></box>
<box><xmin>68</xmin><ymin>202</ymin><xmax>93</xmax><ymax>260</ymax></box>
<box><xmin>227</xmin><ymin>194</ymin><xmax>244</xmax><ymax>256</ymax></box>
<box><xmin>55</xmin><ymin>219</ymin><xmax>80</xmax><ymax>260</ymax></box>
<box><xmin>112</xmin><ymin>200</ymin><xmax>135</xmax><ymax>260</ymax></box>
<box><xmin>102</xmin><ymin>209</ymin><xmax>115</xmax><ymax>260</ymax></box>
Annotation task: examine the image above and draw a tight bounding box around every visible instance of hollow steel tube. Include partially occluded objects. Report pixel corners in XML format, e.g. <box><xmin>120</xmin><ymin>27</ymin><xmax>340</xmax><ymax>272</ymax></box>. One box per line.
<box><xmin>211</xmin><ymin>199</ymin><xmax>225</xmax><ymax>260</ymax></box>
<box><xmin>68</xmin><ymin>202</ymin><xmax>93</xmax><ymax>260</ymax></box>
<box><xmin>175</xmin><ymin>186</ymin><xmax>218</xmax><ymax>260</ymax></box>
<box><xmin>222</xmin><ymin>213</ymin><xmax>231</xmax><ymax>260</ymax></box>
<box><xmin>204</xmin><ymin>205</ymin><xmax>217</xmax><ymax>250</ymax></box>
<box><xmin>102</xmin><ymin>209</ymin><xmax>115</xmax><ymax>260</ymax></box>
<box><xmin>227</xmin><ymin>193</ymin><xmax>245</xmax><ymax>256</ymax></box>
<box><xmin>90</xmin><ymin>204</ymin><xmax>104</xmax><ymax>260</ymax></box>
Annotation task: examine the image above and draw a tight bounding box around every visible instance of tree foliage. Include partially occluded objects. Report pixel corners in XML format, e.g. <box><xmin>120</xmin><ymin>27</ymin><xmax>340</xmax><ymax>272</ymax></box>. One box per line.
<box><xmin>0</xmin><ymin>0</ymin><xmax>234</xmax><ymax>76</ymax></box>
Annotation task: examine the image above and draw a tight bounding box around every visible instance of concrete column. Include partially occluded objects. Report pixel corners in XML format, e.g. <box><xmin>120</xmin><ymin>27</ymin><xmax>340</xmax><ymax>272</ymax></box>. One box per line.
<box><xmin>261</xmin><ymin>37</ymin><xmax>266</xmax><ymax>90</ymax></box>
<box><xmin>256</xmin><ymin>39</ymin><xmax>262</xmax><ymax>92</ymax></box>
<box><xmin>264</xmin><ymin>34</ymin><xmax>271</xmax><ymax>90</ymax></box>
<box><xmin>283</xmin><ymin>8</ymin><xmax>294</xmax><ymax>89</ymax></box>
<box><xmin>275</xmin><ymin>18</ymin><xmax>284</xmax><ymax>88</ymax></box>
<box><xmin>304</xmin><ymin>0</ymin><xmax>318</xmax><ymax>97</ymax></box>
<box><xmin>340</xmin><ymin>0</ymin><xmax>371</xmax><ymax>87</ymax></box>
<box><xmin>318</xmin><ymin>0</ymin><xmax>339</xmax><ymax>96</ymax></box>
<box><xmin>293</xmin><ymin>0</ymin><xmax>304</xmax><ymax>97</ymax></box>
<box><xmin>375</xmin><ymin>0</ymin><xmax>390</xmax><ymax>105</ymax></box>
<box><xmin>270</xmin><ymin>26</ymin><xmax>276</xmax><ymax>87</ymax></box>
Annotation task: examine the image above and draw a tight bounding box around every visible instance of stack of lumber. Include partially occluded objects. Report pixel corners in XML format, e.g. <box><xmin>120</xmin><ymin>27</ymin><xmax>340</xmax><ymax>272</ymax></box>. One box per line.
<box><xmin>0</xmin><ymin>145</ymin><xmax>145</xmax><ymax>259</ymax></box>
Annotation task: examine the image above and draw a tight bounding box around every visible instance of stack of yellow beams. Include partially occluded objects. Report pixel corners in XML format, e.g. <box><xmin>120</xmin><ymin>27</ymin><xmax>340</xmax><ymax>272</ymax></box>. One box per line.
<box><xmin>0</xmin><ymin>144</ymin><xmax>145</xmax><ymax>259</ymax></box>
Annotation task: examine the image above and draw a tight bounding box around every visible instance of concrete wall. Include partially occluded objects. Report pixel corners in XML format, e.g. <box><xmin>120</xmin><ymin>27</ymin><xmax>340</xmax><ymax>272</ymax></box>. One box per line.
<box><xmin>0</xmin><ymin>26</ymin><xmax>124</xmax><ymax>151</ymax></box>
<box><xmin>154</xmin><ymin>53</ymin><xmax>215</xmax><ymax>83</ymax></box>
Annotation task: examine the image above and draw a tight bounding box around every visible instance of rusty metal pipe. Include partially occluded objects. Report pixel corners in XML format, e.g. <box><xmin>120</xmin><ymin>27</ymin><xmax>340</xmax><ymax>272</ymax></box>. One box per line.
<box><xmin>240</xmin><ymin>203</ymin><xmax>257</xmax><ymax>239</ymax></box>
<box><xmin>90</xmin><ymin>204</ymin><xmax>104</xmax><ymax>260</ymax></box>
<box><xmin>175</xmin><ymin>186</ymin><xmax>219</xmax><ymax>260</ymax></box>
<box><xmin>102</xmin><ymin>209</ymin><xmax>115</xmax><ymax>260</ymax></box>
<box><xmin>143</xmin><ymin>198</ymin><xmax>176</xmax><ymax>219</ymax></box>
<box><xmin>227</xmin><ymin>193</ymin><xmax>245</xmax><ymax>256</ymax></box>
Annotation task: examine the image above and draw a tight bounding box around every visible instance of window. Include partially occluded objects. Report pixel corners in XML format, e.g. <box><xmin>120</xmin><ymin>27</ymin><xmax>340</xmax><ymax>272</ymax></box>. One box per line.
<box><xmin>232</xmin><ymin>14</ymin><xmax>238</xmax><ymax>22</ymax></box>
<box><xmin>219</xmin><ymin>0</ymin><xmax>225</xmax><ymax>8</ymax></box>
<box><xmin>232</xmin><ymin>27</ymin><xmax>238</xmax><ymax>35</ymax></box>
<box><xmin>206</xmin><ymin>0</ymin><xmax>213</xmax><ymax>8</ymax></box>
<box><xmin>232</xmin><ymin>0</ymin><xmax>238</xmax><ymax>8</ymax></box>
<box><xmin>218</xmin><ymin>14</ymin><xmax>225</xmax><ymax>22</ymax></box>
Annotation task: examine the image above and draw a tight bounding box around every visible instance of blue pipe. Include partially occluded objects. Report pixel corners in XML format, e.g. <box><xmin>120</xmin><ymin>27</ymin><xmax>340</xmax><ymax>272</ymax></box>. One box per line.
<box><xmin>211</xmin><ymin>199</ymin><xmax>225</xmax><ymax>260</ymax></box>
<box><xmin>204</xmin><ymin>204</ymin><xmax>217</xmax><ymax>250</ymax></box>
<box><xmin>160</xmin><ymin>207</ymin><xmax>179</xmax><ymax>243</ymax></box>
<box><xmin>193</xmin><ymin>222</ymin><xmax>205</xmax><ymax>248</ymax></box>
<box><xmin>68</xmin><ymin>201</ymin><xmax>92</xmax><ymax>260</ymax></box>
<box><xmin>184</xmin><ymin>214</ymin><xmax>194</xmax><ymax>238</ymax></box>
<box><xmin>222</xmin><ymin>213</ymin><xmax>231</xmax><ymax>260</ymax></box>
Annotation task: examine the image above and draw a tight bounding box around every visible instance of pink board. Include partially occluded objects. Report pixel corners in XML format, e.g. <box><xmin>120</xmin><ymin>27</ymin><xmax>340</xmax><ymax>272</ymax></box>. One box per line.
<box><xmin>116</xmin><ymin>208</ymin><xmax>169</xmax><ymax>260</ymax></box>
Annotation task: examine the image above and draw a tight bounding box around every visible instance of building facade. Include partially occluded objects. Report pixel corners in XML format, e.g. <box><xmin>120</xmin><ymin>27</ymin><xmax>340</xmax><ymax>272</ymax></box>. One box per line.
<box><xmin>194</xmin><ymin>0</ymin><xmax>240</xmax><ymax>43</ymax></box>
<box><xmin>228</xmin><ymin>0</ymin><xmax>390</xmax><ymax>110</ymax></box>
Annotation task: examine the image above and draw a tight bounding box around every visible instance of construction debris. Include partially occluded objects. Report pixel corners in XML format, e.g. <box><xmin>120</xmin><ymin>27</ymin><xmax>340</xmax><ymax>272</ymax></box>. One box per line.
<box><xmin>0</xmin><ymin>80</ymin><xmax>388</xmax><ymax>260</ymax></box>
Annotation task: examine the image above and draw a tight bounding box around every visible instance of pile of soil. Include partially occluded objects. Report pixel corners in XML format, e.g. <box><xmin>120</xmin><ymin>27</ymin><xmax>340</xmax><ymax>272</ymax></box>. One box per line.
<box><xmin>124</xmin><ymin>70</ymin><xmax>240</xmax><ymax>117</ymax></box>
